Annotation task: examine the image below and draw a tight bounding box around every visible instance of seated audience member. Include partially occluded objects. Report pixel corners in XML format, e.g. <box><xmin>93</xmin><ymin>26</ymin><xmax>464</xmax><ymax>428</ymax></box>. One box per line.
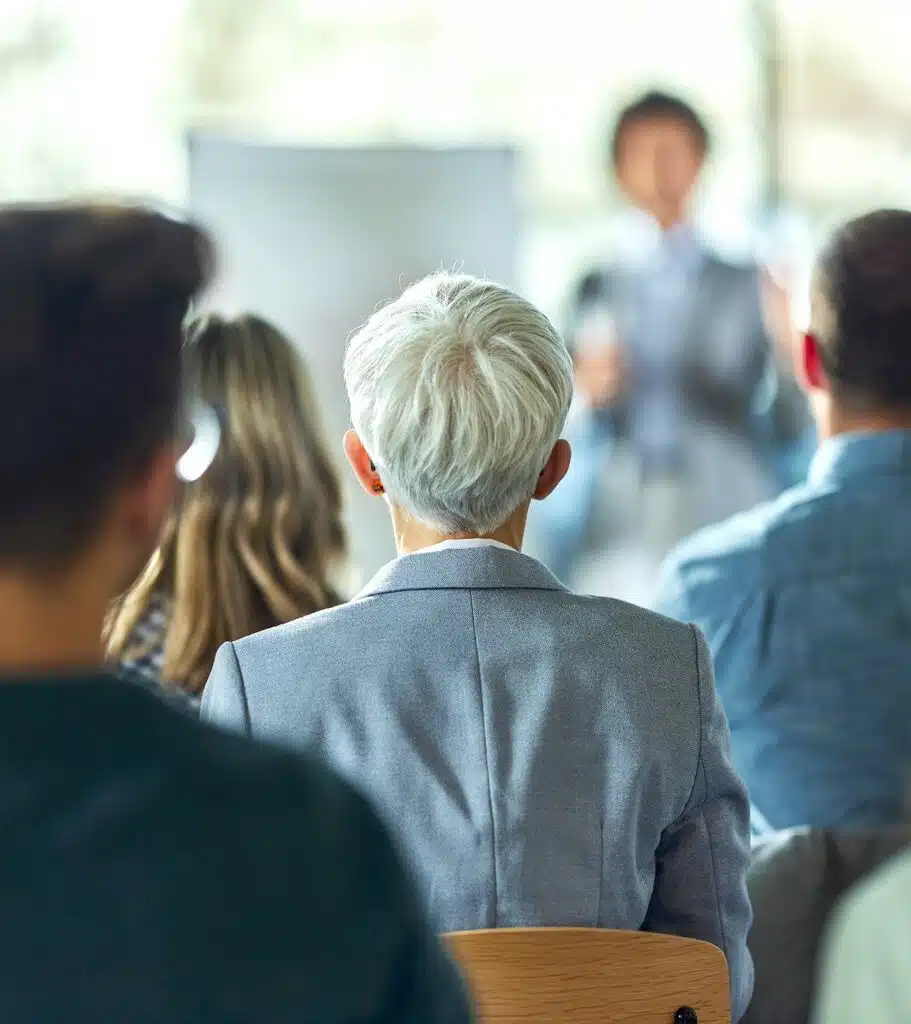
<box><xmin>0</xmin><ymin>204</ymin><xmax>469</xmax><ymax>1023</ymax></box>
<box><xmin>745</xmin><ymin>825</ymin><xmax>911</xmax><ymax>1024</ymax></box>
<box><xmin>108</xmin><ymin>312</ymin><xmax>347</xmax><ymax>702</ymax></box>
<box><xmin>813</xmin><ymin>847</ymin><xmax>911</xmax><ymax>1024</ymax></box>
<box><xmin>656</xmin><ymin>209</ymin><xmax>911</xmax><ymax>830</ymax></box>
<box><xmin>203</xmin><ymin>273</ymin><xmax>754</xmax><ymax>1020</ymax></box>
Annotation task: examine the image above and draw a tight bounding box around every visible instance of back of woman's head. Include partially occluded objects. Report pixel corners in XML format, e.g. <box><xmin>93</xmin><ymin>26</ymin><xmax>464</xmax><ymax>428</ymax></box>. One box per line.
<box><xmin>110</xmin><ymin>313</ymin><xmax>347</xmax><ymax>693</ymax></box>
<box><xmin>345</xmin><ymin>274</ymin><xmax>574</xmax><ymax>534</ymax></box>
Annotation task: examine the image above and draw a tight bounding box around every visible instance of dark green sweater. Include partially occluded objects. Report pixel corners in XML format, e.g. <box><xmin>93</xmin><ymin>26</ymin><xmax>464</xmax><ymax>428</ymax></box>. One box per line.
<box><xmin>0</xmin><ymin>673</ymin><xmax>471</xmax><ymax>1023</ymax></box>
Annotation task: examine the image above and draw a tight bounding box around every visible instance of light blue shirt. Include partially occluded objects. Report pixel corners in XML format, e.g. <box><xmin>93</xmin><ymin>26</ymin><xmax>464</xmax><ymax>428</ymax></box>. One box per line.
<box><xmin>626</xmin><ymin>221</ymin><xmax>704</xmax><ymax>469</ymax></box>
<box><xmin>656</xmin><ymin>430</ymin><xmax>911</xmax><ymax>829</ymax></box>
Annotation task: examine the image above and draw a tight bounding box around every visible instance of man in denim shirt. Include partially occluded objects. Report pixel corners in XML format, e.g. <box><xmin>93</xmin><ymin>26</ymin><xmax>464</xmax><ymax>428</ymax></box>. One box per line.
<box><xmin>657</xmin><ymin>209</ymin><xmax>911</xmax><ymax>830</ymax></box>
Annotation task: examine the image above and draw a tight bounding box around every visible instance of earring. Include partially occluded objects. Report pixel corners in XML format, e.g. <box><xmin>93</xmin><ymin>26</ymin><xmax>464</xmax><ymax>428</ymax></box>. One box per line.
<box><xmin>372</xmin><ymin>482</ymin><xmax>385</xmax><ymax>494</ymax></box>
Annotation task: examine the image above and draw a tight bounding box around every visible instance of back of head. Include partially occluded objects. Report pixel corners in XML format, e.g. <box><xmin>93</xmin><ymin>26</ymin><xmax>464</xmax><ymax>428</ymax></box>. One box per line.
<box><xmin>109</xmin><ymin>313</ymin><xmax>347</xmax><ymax>693</ymax></box>
<box><xmin>344</xmin><ymin>273</ymin><xmax>573</xmax><ymax>534</ymax></box>
<box><xmin>0</xmin><ymin>202</ymin><xmax>211</xmax><ymax>572</ymax></box>
<box><xmin>812</xmin><ymin>209</ymin><xmax>911</xmax><ymax>412</ymax></box>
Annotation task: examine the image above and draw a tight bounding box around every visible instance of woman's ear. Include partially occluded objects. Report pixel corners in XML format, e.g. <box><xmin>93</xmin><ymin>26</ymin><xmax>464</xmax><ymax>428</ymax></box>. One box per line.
<box><xmin>534</xmin><ymin>439</ymin><xmax>572</xmax><ymax>501</ymax></box>
<box><xmin>343</xmin><ymin>430</ymin><xmax>385</xmax><ymax>496</ymax></box>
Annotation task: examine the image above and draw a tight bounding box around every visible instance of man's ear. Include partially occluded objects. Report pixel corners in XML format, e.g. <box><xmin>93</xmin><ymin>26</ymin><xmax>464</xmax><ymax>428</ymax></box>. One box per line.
<box><xmin>343</xmin><ymin>430</ymin><xmax>385</xmax><ymax>497</ymax></box>
<box><xmin>119</xmin><ymin>444</ymin><xmax>177</xmax><ymax>549</ymax></box>
<box><xmin>800</xmin><ymin>332</ymin><xmax>828</xmax><ymax>393</ymax></box>
<box><xmin>533</xmin><ymin>439</ymin><xmax>572</xmax><ymax>501</ymax></box>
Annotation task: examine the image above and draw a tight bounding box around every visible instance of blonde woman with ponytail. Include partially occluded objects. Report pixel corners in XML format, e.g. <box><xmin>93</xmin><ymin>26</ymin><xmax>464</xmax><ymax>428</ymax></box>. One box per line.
<box><xmin>108</xmin><ymin>313</ymin><xmax>348</xmax><ymax>700</ymax></box>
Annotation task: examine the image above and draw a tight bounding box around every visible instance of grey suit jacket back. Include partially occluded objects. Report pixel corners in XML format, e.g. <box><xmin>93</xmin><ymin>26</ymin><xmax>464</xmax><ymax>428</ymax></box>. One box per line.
<box><xmin>202</xmin><ymin>546</ymin><xmax>754</xmax><ymax>1020</ymax></box>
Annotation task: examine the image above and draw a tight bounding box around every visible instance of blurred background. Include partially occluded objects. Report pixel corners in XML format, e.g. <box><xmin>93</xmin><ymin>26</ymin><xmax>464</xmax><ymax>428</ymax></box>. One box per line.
<box><xmin>4</xmin><ymin>0</ymin><xmax>910</xmax><ymax>308</ymax></box>
<box><xmin>4</xmin><ymin>0</ymin><xmax>910</xmax><ymax>593</ymax></box>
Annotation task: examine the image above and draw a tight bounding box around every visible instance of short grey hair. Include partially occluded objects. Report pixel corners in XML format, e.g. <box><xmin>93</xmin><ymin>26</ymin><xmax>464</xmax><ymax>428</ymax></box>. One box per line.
<box><xmin>344</xmin><ymin>273</ymin><xmax>574</xmax><ymax>535</ymax></box>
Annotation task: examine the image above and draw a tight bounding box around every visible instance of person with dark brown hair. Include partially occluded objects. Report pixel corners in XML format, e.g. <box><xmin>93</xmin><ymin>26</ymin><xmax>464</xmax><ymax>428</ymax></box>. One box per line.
<box><xmin>0</xmin><ymin>202</ymin><xmax>470</xmax><ymax>1023</ymax></box>
<box><xmin>108</xmin><ymin>312</ymin><xmax>348</xmax><ymax>698</ymax></box>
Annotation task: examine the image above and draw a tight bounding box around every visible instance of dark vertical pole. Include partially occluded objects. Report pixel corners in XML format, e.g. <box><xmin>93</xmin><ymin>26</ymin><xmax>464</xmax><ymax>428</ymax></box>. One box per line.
<box><xmin>750</xmin><ymin>0</ymin><xmax>784</xmax><ymax>215</ymax></box>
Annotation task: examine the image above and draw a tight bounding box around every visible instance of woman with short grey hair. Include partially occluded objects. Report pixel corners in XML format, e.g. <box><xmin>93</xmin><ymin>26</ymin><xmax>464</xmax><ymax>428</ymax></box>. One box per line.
<box><xmin>203</xmin><ymin>273</ymin><xmax>755</xmax><ymax>1021</ymax></box>
<box><xmin>342</xmin><ymin>273</ymin><xmax>575</xmax><ymax>546</ymax></box>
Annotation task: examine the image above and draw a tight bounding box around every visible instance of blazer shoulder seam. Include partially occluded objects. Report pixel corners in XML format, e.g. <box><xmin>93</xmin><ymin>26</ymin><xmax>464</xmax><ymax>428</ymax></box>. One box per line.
<box><xmin>467</xmin><ymin>588</ymin><xmax>500</xmax><ymax>927</ymax></box>
<box><xmin>685</xmin><ymin>625</ymin><xmax>705</xmax><ymax>813</ymax></box>
<box><xmin>227</xmin><ymin>642</ymin><xmax>253</xmax><ymax>736</ymax></box>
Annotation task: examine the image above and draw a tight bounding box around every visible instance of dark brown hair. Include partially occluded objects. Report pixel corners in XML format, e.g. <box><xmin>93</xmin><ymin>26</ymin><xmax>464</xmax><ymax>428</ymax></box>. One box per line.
<box><xmin>0</xmin><ymin>203</ymin><xmax>212</xmax><ymax>569</ymax></box>
<box><xmin>812</xmin><ymin>209</ymin><xmax>911</xmax><ymax>410</ymax></box>
<box><xmin>610</xmin><ymin>90</ymin><xmax>710</xmax><ymax>166</ymax></box>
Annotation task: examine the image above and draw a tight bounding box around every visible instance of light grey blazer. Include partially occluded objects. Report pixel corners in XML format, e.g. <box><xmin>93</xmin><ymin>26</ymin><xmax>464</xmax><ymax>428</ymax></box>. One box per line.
<box><xmin>202</xmin><ymin>544</ymin><xmax>754</xmax><ymax>1020</ymax></box>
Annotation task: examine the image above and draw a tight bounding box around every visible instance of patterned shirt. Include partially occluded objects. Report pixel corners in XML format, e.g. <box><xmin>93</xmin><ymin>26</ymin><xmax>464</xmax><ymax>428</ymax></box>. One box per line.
<box><xmin>119</xmin><ymin>591</ymin><xmax>170</xmax><ymax>684</ymax></box>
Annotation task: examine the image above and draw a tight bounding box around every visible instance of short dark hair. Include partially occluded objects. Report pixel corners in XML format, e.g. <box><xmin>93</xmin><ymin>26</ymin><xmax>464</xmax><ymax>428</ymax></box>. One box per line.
<box><xmin>0</xmin><ymin>203</ymin><xmax>212</xmax><ymax>569</ymax></box>
<box><xmin>813</xmin><ymin>209</ymin><xmax>911</xmax><ymax>410</ymax></box>
<box><xmin>610</xmin><ymin>90</ymin><xmax>710</xmax><ymax>166</ymax></box>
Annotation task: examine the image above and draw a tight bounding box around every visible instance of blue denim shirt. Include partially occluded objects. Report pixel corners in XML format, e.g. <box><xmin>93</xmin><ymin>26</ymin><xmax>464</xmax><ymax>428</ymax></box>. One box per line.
<box><xmin>656</xmin><ymin>430</ymin><xmax>911</xmax><ymax>829</ymax></box>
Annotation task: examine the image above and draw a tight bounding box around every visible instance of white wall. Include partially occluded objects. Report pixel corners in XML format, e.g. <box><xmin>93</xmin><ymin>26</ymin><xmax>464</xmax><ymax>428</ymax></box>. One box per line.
<box><xmin>188</xmin><ymin>136</ymin><xmax>518</xmax><ymax>581</ymax></box>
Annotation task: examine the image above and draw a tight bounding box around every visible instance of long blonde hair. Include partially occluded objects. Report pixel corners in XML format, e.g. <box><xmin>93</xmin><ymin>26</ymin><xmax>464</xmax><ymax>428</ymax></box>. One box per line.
<box><xmin>108</xmin><ymin>313</ymin><xmax>347</xmax><ymax>694</ymax></box>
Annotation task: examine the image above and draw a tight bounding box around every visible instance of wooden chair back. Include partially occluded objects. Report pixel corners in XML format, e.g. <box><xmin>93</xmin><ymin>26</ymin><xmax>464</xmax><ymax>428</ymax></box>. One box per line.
<box><xmin>445</xmin><ymin>927</ymin><xmax>730</xmax><ymax>1023</ymax></box>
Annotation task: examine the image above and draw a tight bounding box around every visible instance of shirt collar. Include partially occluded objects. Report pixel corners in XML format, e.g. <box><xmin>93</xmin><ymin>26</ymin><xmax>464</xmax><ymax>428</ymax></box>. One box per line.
<box><xmin>809</xmin><ymin>429</ymin><xmax>911</xmax><ymax>487</ymax></box>
<box><xmin>402</xmin><ymin>538</ymin><xmax>515</xmax><ymax>558</ymax></box>
<box><xmin>658</xmin><ymin>222</ymin><xmax>703</xmax><ymax>273</ymax></box>
<box><xmin>614</xmin><ymin>209</ymin><xmax>704</xmax><ymax>269</ymax></box>
<box><xmin>353</xmin><ymin>542</ymin><xmax>566</xmax><ymax>601</ymax></box>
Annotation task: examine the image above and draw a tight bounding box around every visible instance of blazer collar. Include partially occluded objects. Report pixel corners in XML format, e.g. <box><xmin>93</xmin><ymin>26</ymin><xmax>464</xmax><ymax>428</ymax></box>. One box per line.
<box><xmin>354</xmin><ymin>545</ymin><xmax>569</xmax><ymax>599</ymax></box>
